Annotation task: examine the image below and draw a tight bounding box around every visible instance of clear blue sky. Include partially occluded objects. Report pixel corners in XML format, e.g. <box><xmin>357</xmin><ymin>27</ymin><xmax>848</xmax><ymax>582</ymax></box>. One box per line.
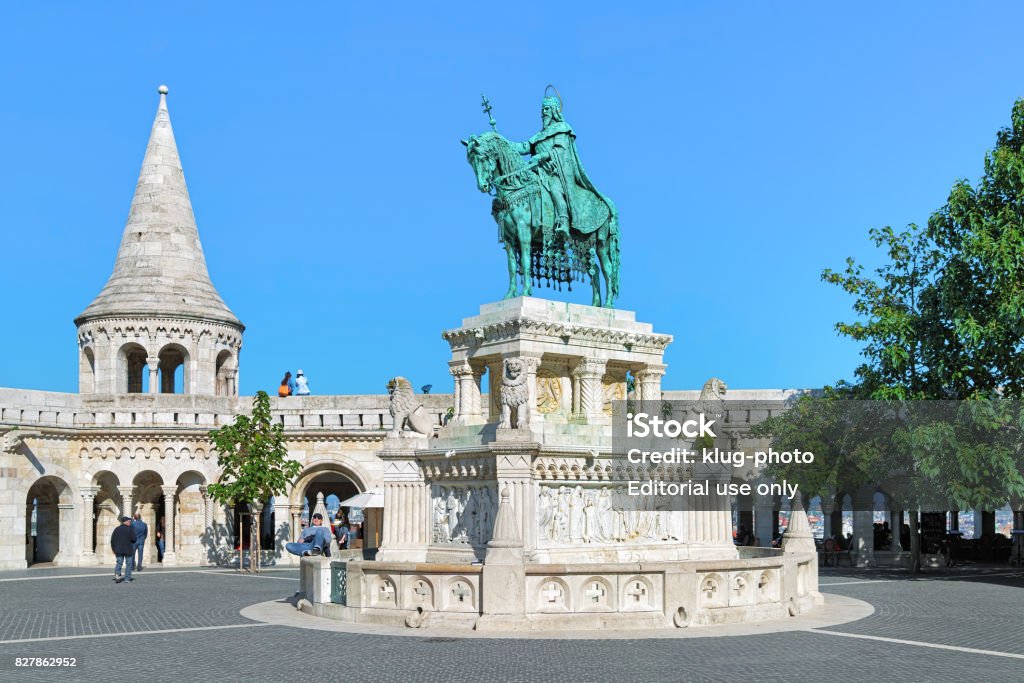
<box><xmin>2</xmin><ymin>2</ymin><xmax>1022</xmax><ymax>395</ymax></box>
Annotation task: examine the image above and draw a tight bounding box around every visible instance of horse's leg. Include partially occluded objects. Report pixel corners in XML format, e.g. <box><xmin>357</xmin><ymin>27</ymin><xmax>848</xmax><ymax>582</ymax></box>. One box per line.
<box><xmin>597</xmin><ymin>239</ymin><xmax>616</xmax><ymax>308</ymax></box>
<box><xmin>501</xmin><ymin>216</ymin><xmax>521</xmax><ymax>298</ymax></box>
<box><xmin>515</xmin><ymin>206</ymin><xmax>533</xmax><ymax>297</ymax></box>
<box><xmin>587</xmin><ymin>246</ymin><xmax>602</xmax><ymax>307</ymax></box>
<box><xmin>503</xmin><ymin>238</ymin><xmax>518</xmax><ymax>300</ymax></box>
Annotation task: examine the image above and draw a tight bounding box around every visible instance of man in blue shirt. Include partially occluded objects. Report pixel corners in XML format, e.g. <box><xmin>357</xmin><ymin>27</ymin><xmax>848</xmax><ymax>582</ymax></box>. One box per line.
<box><xmin>131</xmin><ymin>513</ymin><xmax>149</xmax><ymax>570</ymax></box>
<box><xmin>285</xmin><ymin>513</ymin><xmax>332</xmax><ymax>557</ymax></box>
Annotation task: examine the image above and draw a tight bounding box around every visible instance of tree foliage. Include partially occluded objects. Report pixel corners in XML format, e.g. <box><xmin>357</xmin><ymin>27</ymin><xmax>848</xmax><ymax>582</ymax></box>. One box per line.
<box><xmin>207</xmin><ymin>391</ymin><xmax>301</xmax><ymax>570</ymax></box>
<box><xmin>759</xmin><ymin>99</ymin><xmax>1024</xmax><ymax>532</ymax></box>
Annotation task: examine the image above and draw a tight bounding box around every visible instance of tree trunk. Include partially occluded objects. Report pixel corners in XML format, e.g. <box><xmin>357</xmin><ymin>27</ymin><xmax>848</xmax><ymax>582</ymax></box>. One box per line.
<box><xmin>908</xmin><ymin>509</ymin><xmax>921</xmax><ymax>573</ymax></box>
<box><xmin>251</xmin><ymin>513</ymin><xmax>261</xmax><ymax>573</ymax></box>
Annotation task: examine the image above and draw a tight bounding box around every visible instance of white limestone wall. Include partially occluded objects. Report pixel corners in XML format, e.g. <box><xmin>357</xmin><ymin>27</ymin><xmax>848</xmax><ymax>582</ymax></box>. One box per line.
<box><xmin>0</xmin><ymin>388</ymin><xmax>454</xmax><ymax>570</ymax></box>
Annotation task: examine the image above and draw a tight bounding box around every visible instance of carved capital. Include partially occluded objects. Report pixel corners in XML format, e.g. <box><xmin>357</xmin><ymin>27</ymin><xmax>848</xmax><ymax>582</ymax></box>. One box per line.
<box><xmin>571</xmin><ymin>357</ymin><xmax>606</xmax><ymax>379</ymax></box>
<box><xmin>81</xmin><ymin>485</ymin><xmax>100</xmax><ymax>500</ymax></box>
<box><xmin>448</xmin><ymin>361</ymin><xmax>474</xmax><ymax>379</ymax></box>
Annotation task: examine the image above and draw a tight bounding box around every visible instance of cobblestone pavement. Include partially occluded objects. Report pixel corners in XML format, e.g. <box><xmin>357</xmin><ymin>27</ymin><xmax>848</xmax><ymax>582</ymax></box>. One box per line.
<box><xmin>0</xmin><ymin>565</ymin><xmax>1021</xmax><ymax>683</ymax></box>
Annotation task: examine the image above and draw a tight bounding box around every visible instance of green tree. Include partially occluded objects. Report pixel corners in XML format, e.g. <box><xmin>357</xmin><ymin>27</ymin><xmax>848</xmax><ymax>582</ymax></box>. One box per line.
<box><xmin>928</xmin><ymin>99</ymin><xmax>1024</xmax><ymax>398</ymax></box>
<box><xmin>207</xmin><ymin>391</ymin><xmax>301</xmax><ymax>572</ymax></box>
<box><xmin>760</xmin><ymin>99</ymin><xmax>1024</xmax><ymax>570</ymax></box>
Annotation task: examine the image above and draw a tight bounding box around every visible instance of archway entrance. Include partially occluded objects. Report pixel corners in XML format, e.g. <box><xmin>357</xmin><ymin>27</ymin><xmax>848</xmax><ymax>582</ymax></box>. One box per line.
<box><xmin>292</xmin><ymin>465</ymin><xmax>364</xmax><ymax>549</ymax></box>
<box><xmin>25</xmin><ymin>476</ymin><xmax>72</xmax><ymax>566</ymax></box>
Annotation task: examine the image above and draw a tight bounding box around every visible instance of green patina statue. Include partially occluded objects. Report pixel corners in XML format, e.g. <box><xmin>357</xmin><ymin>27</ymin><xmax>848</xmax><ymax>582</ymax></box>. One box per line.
<box><xmin>463</xmin><ymin>87</ymin><xmax>620</xmax><ymax>307</ymax></box>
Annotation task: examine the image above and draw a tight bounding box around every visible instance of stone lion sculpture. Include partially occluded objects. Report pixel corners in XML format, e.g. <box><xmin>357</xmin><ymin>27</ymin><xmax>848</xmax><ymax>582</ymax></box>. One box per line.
<box><xmin>386</xmin><ymin>377</ymin><xmax>434</xmax><ymax>438</ymax></box>
<box><xmin>698</xmin><ymin>377</ymin><xmax>728</xmax><ymax>403</ymax></box>
<box><xmin>498</xmin><ymin>358</ymin><xmax>530</xmax><ymax>429</ymax></box>
<box><xmin>693</xmin><ymin>377</ymin><xmax>728</xmax><ymax>427</ymax></box>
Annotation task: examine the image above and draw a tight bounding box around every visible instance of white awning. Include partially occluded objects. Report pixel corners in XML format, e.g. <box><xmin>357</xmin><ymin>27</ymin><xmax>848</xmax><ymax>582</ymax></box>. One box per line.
<box><xmin>339</xmin><ymin>488</ymin><xmax>385</xmax><ymax>508</ymax></box>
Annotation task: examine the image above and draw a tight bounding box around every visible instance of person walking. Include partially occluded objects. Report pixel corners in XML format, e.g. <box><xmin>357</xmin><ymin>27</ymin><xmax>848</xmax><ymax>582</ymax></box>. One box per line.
<box><xmin>278</xmin><ymin>371</ymin><xmax>294</xmax><ymax>397</ymax></box>
<box><xmin>295</xmin><ymin>369</ymin><xmax>311</xmax><ymax>396</ymax></box>
<box><xmin>111</xmin><ymin>516</ymin><xmax>136</xmax><ymax>583</ymax></box>
<box><xmin>131</xmin><ymin>512</ymin><xmax>149</xmax><ymax>571</ymax></box>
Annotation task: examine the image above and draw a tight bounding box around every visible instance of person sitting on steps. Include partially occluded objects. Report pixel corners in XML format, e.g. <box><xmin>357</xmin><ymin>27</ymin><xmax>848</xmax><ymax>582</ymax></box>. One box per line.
<box><xmin>285</xmin><ymin>513</ymin><xmax>332</xmax><ymax>557</ymax></box>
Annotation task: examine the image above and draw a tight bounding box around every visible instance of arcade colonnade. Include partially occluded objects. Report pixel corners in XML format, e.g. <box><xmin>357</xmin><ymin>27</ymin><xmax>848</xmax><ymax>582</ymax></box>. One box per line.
<box><xmin>0</xmin><ymin>389</ymin><xmax>428</xmax><ymax>570</ymax></box>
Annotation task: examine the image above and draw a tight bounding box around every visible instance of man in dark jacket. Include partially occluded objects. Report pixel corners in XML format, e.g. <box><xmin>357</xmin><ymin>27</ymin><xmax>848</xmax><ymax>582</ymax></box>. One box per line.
<box><xmin>111</xmin><ymin>516</ymin><xmax>136</xmax><ymax>583</ymax></box>
<box><xmin>131</xmin><ymin>513</ymin><xmax>149</xmax><ymax>571</ymax></box>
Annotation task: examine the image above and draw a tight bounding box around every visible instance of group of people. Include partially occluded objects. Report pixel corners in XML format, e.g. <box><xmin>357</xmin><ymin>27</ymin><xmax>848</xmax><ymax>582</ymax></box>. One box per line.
<box><xmin>109</xmin><ymin>512</ymin><xmax>163</xmax><ymax>583</ymax></box>
<box><xmin>278</xmin><ymin>370</ymin><xmax>311</xmax><ymax>397</ymax></box>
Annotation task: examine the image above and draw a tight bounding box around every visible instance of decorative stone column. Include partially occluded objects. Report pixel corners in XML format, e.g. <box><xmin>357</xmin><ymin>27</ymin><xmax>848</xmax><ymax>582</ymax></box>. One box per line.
<box><xmin>81</xmin><ymin>486</ymin><xmax>99</xmax><ymax>564</ymax></box>
<box><xmin>852</xmin><ymin>488</ymin><xmax>875</xmax><ymax>567</ymax></box>
<box><xmin>820</xmin><ymin>494</ymin><xmax>835</xmax><ymax>541</ymax></box>
<box><xmin>635</xmin><ymin>363</ymin><xmax>666</xmax><ymax>404</ymax></box>
<box><xmin>754</xmin><ymin>501</ymin><xmax>775</xmax><ymax>548</ymax></box>
<box><xmin>890</xmin><ymin>510</ymin><xmax>904</xmax><ymax>551</ymax></box>
<box><xmin>199</xmin><ymin>486</ymin><xmax>213</xmax><ymax>531</ymax></box>
<box><xmin>449</xmin><ymin>361</ymin><xmax>484</xmax><ymax>425</ymax></box>
<box><xmin>160</xmin><ymin>485</ymin><xmax>177</xmax><ymax>565</ymax></box>
<box><xmin>147</xmin><ymin>357</ymin><xmax>160</xmax><ymax>394</ymax></box>
<box><xmin>521</xmin><ymin>355</ymin><xmax>542</xmax><ymax>430</ymax></box>
<box><xmin>117</xmin><ymin>485</ymin><xmax>134</xmax><ymax>518</ymax></box>
<box><xmin>571</xmin><ymin>357</ymin><xmax>607</xmax><ymax>424</ymax></box>
<box><xmin>56</xmin><ymin>503</ymin><xmax>75</xmax><ymax>565</ymax></box>
<box><xmin>224</xmin><ymin>368</ymin><xmax>237</xmax><ymax>397</ymax></box>
<box><xmin>376</xmin><ymin>441</ymin><xmax>429</xmax><ymax>562</ymax></box>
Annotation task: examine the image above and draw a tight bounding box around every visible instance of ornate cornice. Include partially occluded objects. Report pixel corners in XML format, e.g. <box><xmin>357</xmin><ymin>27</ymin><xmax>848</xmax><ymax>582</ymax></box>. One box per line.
<box><xmin>77</xmin><ymin>316</ymin><xmax>243</xmax><ymax>349</ymax></box>
<box><xmin>442</xmin><ymin>319</ymin><xmax>672</xmax><ymax>353</ymax></box>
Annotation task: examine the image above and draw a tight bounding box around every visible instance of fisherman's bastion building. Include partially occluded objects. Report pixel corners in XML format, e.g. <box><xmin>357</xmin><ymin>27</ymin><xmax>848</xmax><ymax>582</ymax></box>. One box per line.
<box><xmin>0</xmin><ymin>87</ymin><xmax>837</xmax><ymax>594</ymax></box>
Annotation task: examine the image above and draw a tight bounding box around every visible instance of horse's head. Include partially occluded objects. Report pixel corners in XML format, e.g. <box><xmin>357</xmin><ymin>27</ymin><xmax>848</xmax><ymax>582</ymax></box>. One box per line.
<box><xmin>462</xmin><ymin>133</ymin><xmax>499</xmax><ymax>194</ymax></box>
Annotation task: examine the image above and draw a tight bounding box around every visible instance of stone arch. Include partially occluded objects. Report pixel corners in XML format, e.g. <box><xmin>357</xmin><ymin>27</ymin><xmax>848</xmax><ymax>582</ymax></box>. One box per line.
<box><xmin>289</xmin><ymin>460</ymin><xmax>367</xmax><ymax>549</ymax></box>
<box><xmin>729</xmin><ymin>571</ymin><xmax>754</xmax><ymax>606</ymax></box>
<box><xmin>89</xmin><ymin>470</ymin><xmax>122</xmax><ymax>561</ymax></box>
<box><xmin>157</xmin><ymin>342</ymin><xmax>190</xmax><ymax>394</ymax></box>
<box><xmin>622</xmin><ymin>575</ymin><xmax>654</xmax><ymax>611</ymax></box>
<box><xmin>756</xmin><ymin>568</ymin><xmax>779</xmax><ymax>603</ymax></box>
<box><xmin>370</xmin><ymin>573</ymin><xmax>398</xmax><ymax>607</ymax></box>
<box><xmin>407</xmin><ymin>575</ymin><xmax>436</xmax><ymax>610</ymax></box>
<box><xmin>118</xmin><ymin>342</ymin><xmax>149</xmax><ymax>393</ymax></box>
<box><xmin>537</xmin><ymin>576</ymin><xmax>570</xmax><ymax>612</ymax></box>
<box><xmin>214</xmin><ymin>349</ymin><xmax>236</xmax><ymax>397</ymax></box>
<box><xmin>289</xmin><ymin>459</ymin><xmax>371</xmax><ymax>508</ymax></box>
<box><xmin>173</xmin><ymin>470</ymin><xmax>208</xmax><ymax>565</ymax></box>
<box><xmin>578</xmin><ymin>575</ymin><xmax>613</xmax><ymax>611</ymax></box>
<box><xmin>128</xmin><ymin>469</ymin><xmax>165</xmax><ymax>560</ymax></box>
<box><xmin>24</xmin><ymin>475</ymin><xmax>75</xmax><ymax>566</ymax></box>
<box><xmin>699</xmin><ymin>572</ymin><xmax>726</xmax><ymax>608</ymax></box>
<box><xmin>445</xmin><ymin>576</ymin><xmax>477</xmax><ymax>611</ymax></box>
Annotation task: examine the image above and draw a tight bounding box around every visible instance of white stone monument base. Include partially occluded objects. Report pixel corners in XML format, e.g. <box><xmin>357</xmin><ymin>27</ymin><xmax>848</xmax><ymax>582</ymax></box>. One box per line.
<box><xmin>299</xmin><ymin>552</ymin><xmax>822</xmax><ymax>633</ymax></box>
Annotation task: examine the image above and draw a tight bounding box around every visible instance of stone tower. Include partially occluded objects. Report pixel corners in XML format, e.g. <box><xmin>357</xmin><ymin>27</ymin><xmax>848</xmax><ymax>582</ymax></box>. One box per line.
<box><xmin>75</xmin><ymin>86</ymin><xmax>244</xmax><ymax>396</ymax></box>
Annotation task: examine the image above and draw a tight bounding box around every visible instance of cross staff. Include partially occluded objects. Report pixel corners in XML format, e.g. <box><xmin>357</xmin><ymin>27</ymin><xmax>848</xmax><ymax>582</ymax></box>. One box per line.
<box><xmin>481</xmin><ymin>94</ymin><xmax>497</xmax><ymax>131</ymax></box>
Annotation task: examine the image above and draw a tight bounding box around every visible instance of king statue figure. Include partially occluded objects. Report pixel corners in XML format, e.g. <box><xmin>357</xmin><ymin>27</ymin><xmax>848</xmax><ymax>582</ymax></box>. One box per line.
<box><xmin>510</xmin><ymin>94</ymin><xmax>617</xmax><ymax>245</ymax></box>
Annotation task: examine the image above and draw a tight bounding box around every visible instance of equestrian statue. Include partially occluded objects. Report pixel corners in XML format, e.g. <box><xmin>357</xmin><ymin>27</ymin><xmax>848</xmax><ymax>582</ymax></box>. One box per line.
<box><xmin>462</xmin><ymin>87</ymin><xmax>621</xmax><ymax>307</ymax></box>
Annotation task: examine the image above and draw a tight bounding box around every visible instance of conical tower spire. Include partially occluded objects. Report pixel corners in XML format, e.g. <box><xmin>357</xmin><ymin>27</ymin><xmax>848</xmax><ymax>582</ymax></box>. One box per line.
<box><xmin>76</xmin><ymin>85</ymin><xmax>241</xmax><ymax>327</ymax></box>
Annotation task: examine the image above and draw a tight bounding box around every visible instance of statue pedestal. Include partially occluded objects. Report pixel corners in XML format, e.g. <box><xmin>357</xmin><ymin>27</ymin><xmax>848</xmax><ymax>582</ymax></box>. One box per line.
<box><xmin>441</xmin><ymin>297</ymin><xmax>672</xmax><ymax>436</ymax></box>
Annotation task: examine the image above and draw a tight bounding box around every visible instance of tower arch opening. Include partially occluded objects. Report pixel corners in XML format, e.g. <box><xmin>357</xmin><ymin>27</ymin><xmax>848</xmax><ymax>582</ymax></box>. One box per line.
<box><xmin>215</xmin><ymin>349</ymin><xmax>236</xmax><ymax>397</ymax></box>
<box><xmin>118</xmin><ymin>343</ymin><xmax>149</xmax><ymax>394</ymax></box>
<box><xmin>158</xmin><ymin>343</ymin><xmax>190</xmax><ymax>394</ymax></box>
